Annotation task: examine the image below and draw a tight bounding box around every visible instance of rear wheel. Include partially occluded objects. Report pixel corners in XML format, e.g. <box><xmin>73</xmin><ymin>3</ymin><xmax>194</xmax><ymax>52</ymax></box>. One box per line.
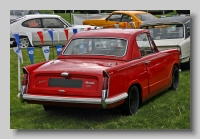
<box><xmin>170</xmin><ymin>65</ymin><xmax>179</xmax><ymax>90</ymax></box>
<box><xmin>119</xmin><ymin>86</ymin><xmax>140</xmax><ymax>115</ymax></box>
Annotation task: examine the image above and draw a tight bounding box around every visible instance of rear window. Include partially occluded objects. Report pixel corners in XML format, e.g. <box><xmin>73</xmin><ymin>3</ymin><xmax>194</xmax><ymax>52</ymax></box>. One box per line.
<box><xmin>135</xmin><ymin>13</ymin><xmax>157</xmax><ymax>21</ymax></box>
<box><xmin>63</xmin><ymin>38</ymin><xmax>128</xmax><ymax>57</ymax></box>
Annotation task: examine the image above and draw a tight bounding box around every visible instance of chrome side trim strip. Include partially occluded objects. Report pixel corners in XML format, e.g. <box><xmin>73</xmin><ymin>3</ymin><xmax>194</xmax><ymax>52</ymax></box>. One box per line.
<box><xmin>22</xmin><ymin>92</ymin><xmax>128</xmax><ymax>105</ymax></box>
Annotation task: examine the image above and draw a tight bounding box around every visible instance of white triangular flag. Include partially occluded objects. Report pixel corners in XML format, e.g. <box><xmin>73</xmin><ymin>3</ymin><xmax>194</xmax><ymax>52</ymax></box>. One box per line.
<box><xmin>114</xmin><ymin>24</ymin><xmax>119</xmax><ymax>28</ymax></box>
<box><xmin>26</xmin><ymin>32</ymin><xmax>33</xmax><ymax>46</ymax></box>
<box><xmin>133</xmin><ymin>22</ymin><xmax>136</xmax><ymax>28</ymax></box>
<box><xmin>42</xmin><ymin>46</ymin><xmax>50</xmax><ymax>61</ymax></box>
<box><xmin>13</xmin><ymin>47</ymin><xmax>23</xmax><ymax>63</ymax></box>
<box><xmin>55</xmin><ymin>30</ymin><xmax>59</xmax><ymax>43</ymax></box>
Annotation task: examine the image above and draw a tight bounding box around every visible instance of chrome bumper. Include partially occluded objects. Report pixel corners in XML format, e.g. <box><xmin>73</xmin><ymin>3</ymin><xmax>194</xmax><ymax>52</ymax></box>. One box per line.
<box><xmin>18</xmin><ymin>90</ymin><xmax>128</xmax><ymax>109</ymax></box>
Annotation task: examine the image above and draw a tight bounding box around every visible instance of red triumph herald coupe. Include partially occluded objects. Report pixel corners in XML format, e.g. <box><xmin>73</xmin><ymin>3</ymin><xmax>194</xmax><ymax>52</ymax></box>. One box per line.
<box><xmin>18</xmin><ymin>28</ymin><xmax>180</xmax><ymax>115</ymax></box>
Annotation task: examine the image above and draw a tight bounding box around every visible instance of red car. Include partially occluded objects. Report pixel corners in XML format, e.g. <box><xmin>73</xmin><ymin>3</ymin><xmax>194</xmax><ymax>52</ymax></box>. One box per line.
<box><xmin>18</xmin><ymin>29</ymin><xmax>180</xmax><ymax>115</ymax></box>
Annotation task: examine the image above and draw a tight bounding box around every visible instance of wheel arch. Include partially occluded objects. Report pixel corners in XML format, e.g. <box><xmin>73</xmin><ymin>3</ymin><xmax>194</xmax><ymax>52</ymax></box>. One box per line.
<box><xmin>127</xmin><ymin>83</ymin><xmax>142</xmax><ymax>105</ymax></box>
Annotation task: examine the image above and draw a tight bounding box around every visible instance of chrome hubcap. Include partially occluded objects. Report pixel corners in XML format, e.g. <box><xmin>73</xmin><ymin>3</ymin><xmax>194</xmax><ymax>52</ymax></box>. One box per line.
<box><xmin>20</xmin><ymin>38</ymin><xmax>29</xmax><ymax>48</ymax></box>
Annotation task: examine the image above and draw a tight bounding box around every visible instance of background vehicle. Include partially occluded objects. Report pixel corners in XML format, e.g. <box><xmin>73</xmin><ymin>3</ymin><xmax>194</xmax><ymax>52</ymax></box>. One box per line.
<box><xmin>82</xmin><ymin>11</ymin><xmax>157</xmax><ymax>28</ymax></box>
<box><xmin>18</xmin><ymin>28</ymin><xmax>180</xmax><ymax>115</ymax></box>
<box><xmin>10</xmin><ymin>10</ymin><xmax>41</xmax><ymax>22</ymax></box>
<box><xmin>139</xmin><ymin>16</ymin><xmax>190</xmax><ymax>68</ymax></box>
<box><xmin>176</xmin><ymin>10</ymin><xmax>190</xmax><ymax>15</ymax></box>
<box><xmin>10</xmin><ymin>14</ymin><xmax>99</xmax><ymax>48</ymax></box>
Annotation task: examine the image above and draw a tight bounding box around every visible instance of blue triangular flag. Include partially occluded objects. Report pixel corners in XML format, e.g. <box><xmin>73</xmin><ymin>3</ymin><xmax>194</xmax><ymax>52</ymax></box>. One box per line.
<box><xmin>27</xmin><ymin>47</ymin><xmax>34</xmax><ymax>64</ymax></box>
<box><xmin>56</xmin><ymin>45</ymin><xmax>62</xmax><ymax>56</ymax></box>
<box><xmin>48</xmin><ymin>29</ymin><xmax>54</xmax><ymax>42</ymax></box>
<box><xmin>73</xmin><ymin>28</ymin><xmax>78</xmax><ymax>34</ymax></box>
<box><xmin>13</xmin><ymin>33</ymin><xmax>20</xmax><ymax>48</ymax></box>
<box><xmin>129</xmin><ymin>22</ymin><xmax>133</xmax><ymax>28</ymax></box>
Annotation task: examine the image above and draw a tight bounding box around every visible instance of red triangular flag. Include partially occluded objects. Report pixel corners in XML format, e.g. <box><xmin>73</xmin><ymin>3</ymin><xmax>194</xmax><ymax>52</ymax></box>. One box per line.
<box><xmin>123</xmin><ymin>22</ymin><xmax>127</xmax><ymax>28</ymax></box>
<box><xmin>64</xmin><ymin>29</ymin><xmax>69</xmax><ymax>41</ymax></box>
<box><xmin>37</xmin><ymin>31</ymin><xmax>44</xmax><ymax>45</ymax></box>
<box><xmin>87</xmin><ymin>27</ymin><xmax>91</xmax><ymax>30</ymax></box>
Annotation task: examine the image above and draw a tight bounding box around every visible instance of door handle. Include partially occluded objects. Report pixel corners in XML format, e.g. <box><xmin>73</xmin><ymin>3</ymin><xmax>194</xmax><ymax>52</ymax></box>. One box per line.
<box><xmin>146</xmin><ymin>61</ymin><xmax>150</xmax><ymax>65</ymax></box>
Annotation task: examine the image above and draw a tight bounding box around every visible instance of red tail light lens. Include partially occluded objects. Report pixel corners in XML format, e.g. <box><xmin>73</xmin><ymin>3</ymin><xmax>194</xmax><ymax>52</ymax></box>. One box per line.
<box><xmin>102</xmin><ymin>71</ymin><xmax>109</xmax><ymax>90</ymax></box>
<box><xmin>22</xmin><ymin>74</ymin><xmax>28</xmax><ymax>85</ymax></box>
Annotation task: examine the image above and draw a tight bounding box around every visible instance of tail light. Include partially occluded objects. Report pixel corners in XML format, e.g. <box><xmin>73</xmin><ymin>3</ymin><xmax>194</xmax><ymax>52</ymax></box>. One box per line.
<box><xmin>102</xmin><ymin>71</ymin><xmax>109</xmax><ymax>109</ymax></box>
<box><xmin>22</xmin><ymin>74</ymin><xmax>28</xmax><ymax>85</ymax></box>
<box><xmin>102</xmin><ymin>71</ymin><xmax>109</xmax><ymax>90</ymax></box>
<box><xmin>21</xmin><ymin>68</ymin><xmax>29</xmax><ymax>94</ymax></box>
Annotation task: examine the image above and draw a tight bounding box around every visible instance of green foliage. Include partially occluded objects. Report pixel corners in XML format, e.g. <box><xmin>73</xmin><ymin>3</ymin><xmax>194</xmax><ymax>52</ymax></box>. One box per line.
<box><xmin>10</xmin><ymin>49</ymin><xmax>190</xmax><ymax>129</ymax></box>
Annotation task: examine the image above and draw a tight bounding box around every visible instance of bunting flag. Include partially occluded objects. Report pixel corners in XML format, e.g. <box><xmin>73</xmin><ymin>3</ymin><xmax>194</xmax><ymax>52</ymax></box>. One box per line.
<box><xmin>88</xmin><ymin>40</ymin><xmax>92</xmax><ymax>51</ymax></box>
<box><xmin>56</xmin><ymin>45</ymin><xmax>62</xmax><ymax>56</ymax></box>
<box><xmin>123</xmin><ymin>22</ymin><xmax>127</xmax><ymax>28</ymax></box>
<box><xmin>27</xmin><ymin>47</ymin><xmax>34</xmax><ymax>64</ymax></box>
<box><xmin>132</xmin><ymin>22</ymin><xmax>136</xmax><ymax>28</ymax></box>
<box><xmin>37</xmin><ymin>31</ymin><xmax>44</xmax><ymax>45</ymax></box>
<box><xmin>13</xmin><ymin>33</ymin><xmax>20</xmax><ymax>48</ymax></box>
<box><xmin>55</xmin><ymin>30</ymin><xmax>60</xmax><ymax>43</ymax></box>
<box><xmin>114</xmin><ymin>24</ymin><xmax>119</xmax><ymax>28</ymax></box>
<box><xmin>64</xmin><ymin>29</ymin><xmax>69</xmax><ymax>41</ymax></box>
<box><xmin>13</xmin><ymin>33</ymin><xmax>23</xmax><ymax>63</ymax></box>
<box><xmin>13</xmin><ymin>47</ymin><xmax>23</xmax><ymax>63</ymax></box>
<box><xmin>73</xmin><ymin>28</ymin><xmax>78</xmax><ymax>34</ymax></box>
<box><xmin>79</xmin><ymin>43</ymin><xmax>84</xmax><ymax>53</ymax></box>
<box><xmin>129</xmin><ymin>22</ymin><xmax>133</xmax><ymax>28</ymax></box>
<box><xmin>87</xmin><ymin>27</ymin><xmax>91</xmax><ymax>30</ymax></box>
<box><xmin>42</xmin><ymin>46</ymin><xmax>50</xmax><ymax>61</ymax></box>
<box><xmin>48</xmin><ymin>29</ymin><xmax>54</xmax><ymax>43</ymax></box>
<box><xmin>25</xmin><ymin>32</ymin><xmax>33</xmax><ymax>46</ymax></box>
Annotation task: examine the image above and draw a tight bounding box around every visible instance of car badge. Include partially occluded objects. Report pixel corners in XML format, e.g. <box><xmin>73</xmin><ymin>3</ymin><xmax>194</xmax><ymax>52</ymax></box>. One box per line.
<box><xmin>37</xmin><ymin>80</ymin><xmax>46</xmax><ymax>84</ymax></box>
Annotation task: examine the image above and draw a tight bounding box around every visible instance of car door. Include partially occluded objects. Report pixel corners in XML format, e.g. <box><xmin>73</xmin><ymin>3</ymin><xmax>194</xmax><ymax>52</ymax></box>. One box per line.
<box><xmin>136</xmin><ymin>33</ymin><xmax>169</xmax><ymax>94</ymax></box>
<box><xmin>21</xmin><ymin>18</ymin><xmax>44</xmax><ymax>46</ymax></box>
<box><xmin>101</xmin><ymin>13</ymin><xmax>122</xmax><ymax>28</ymax></box>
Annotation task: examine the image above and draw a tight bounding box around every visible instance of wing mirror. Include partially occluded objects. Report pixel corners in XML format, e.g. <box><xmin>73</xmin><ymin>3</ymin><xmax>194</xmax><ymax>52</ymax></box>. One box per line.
<box><xmin>64</xmin><ymin>25</ymin><xmax>67</xmax><ymax>29</ymax></box>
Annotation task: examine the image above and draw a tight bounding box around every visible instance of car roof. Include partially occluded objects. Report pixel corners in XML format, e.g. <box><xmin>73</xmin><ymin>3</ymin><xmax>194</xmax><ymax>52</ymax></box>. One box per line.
<box><xmin>140</xmin><ymin>16</ymin><xmax>190</xmax><ymax>26</ymax></box>
<box><xmin>24</xmin><ymin>14</ymin><xmax>61</xmax><ymax>18</ymax></box>
<box><xmin>71</xmin><ymin>28</ymin><xmax>148</xmax><ymax>39</ymax></box>
<box><xmin>113</xmin><ymin>10</ymin><xmax>148</xmax><ymax>14</ymax></box>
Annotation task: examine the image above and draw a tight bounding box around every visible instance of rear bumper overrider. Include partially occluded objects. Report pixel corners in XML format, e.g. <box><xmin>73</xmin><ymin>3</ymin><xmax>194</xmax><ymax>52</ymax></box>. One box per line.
<box><xmin>17</xmin><ymin>89</ymin><xmax>128</xmax><ymax>109</ymax></box>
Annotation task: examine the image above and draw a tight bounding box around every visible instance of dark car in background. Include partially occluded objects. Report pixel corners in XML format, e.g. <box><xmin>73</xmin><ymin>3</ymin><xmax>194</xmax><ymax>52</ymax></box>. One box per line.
<box><xmin>10</xmin><ymin>10</ymin><xmax>42</xmax><ymax>22</ymax></box>
<box><xmin>176</xmin><ymin>10</ymin><xmax>190</xmax><ymax>15</ymax></box>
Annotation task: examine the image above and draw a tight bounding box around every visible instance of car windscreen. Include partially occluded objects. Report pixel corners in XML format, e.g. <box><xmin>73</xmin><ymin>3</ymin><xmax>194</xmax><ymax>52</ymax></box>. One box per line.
<box><xmin>135</xmin><ymin>13</ymin><xmax>157</xmax><ymax>21</ymax></box>
<box><xmin>60</xmin><ymin>17</ymin><xmax>72</xmax><ymax>27</ymax></box>
<box><xmin>10</xmin><ymin>16</ymin><xmax>26</xmax><ymax>24</ymax></box>
<box><xmin>140</xmin><ymin>24</ymin><xmax>184</xmax><ymax>40</ymax></box>
<box><xmin>63</xmin><ymin>38</ymin><xmax>127</xmax><ymax>57</ymax></box>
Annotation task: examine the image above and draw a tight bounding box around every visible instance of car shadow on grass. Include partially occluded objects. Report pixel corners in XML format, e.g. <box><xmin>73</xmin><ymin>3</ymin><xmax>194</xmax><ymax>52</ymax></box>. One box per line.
<box><xmin>45</xmin><ymin>106</ymin><xmax>123</xmax><ymax>122</ymax></box>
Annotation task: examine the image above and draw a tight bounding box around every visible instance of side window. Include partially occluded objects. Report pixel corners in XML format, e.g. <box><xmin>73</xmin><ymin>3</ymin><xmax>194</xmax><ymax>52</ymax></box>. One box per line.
<box><xmin>107</xmin><ymin>13</ymin><xmax>122</xmax><ymax>22</ymax></box>
<box><xmin>185</xmin><ymin>21</ymin><xmax>190</xmax><ymax>38</ymax></box>
<box><xmin>136</xmin><ymin>33</ymin><xmax>153</xmax><ymax>56</ymax></box>
<box><xmin>121</xmin><ymin>14</ymin><xmax>132</xmax><ymax>22</ymax></box>
<box><xmin>22</xmin><ymin>19</ymin><xmax>42</xmax><ymax>28</ymax></box>
<box><xmin>42</xmin><ymin>18</ymin><xmax>64</xmax><ymax>28</ymax></box>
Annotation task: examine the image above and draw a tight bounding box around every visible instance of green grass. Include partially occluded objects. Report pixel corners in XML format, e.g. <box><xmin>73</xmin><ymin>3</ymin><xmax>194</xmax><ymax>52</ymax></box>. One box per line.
<box><xmin>10</xmin><ymin>48</ymin><xmax>190</xmax><ymax>129</ymax></box>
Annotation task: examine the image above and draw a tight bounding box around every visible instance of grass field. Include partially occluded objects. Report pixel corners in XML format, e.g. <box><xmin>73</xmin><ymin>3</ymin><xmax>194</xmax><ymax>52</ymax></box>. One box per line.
<box><xmin>10</xmin><ymin>48</ymin><xmax>190</xmax><ymax>129</ymax></box>
<box><xmin>10</xmin><ymin>10</ymin><xmax>190</xmax><ymax>129</ymax></box>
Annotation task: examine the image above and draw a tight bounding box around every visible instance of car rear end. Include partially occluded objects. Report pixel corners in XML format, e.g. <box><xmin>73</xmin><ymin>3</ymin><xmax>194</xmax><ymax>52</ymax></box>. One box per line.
<box><xmin>18</xmin><ymin>59</ymin><xmax>128</xmax><ymax>109</ymax></box>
